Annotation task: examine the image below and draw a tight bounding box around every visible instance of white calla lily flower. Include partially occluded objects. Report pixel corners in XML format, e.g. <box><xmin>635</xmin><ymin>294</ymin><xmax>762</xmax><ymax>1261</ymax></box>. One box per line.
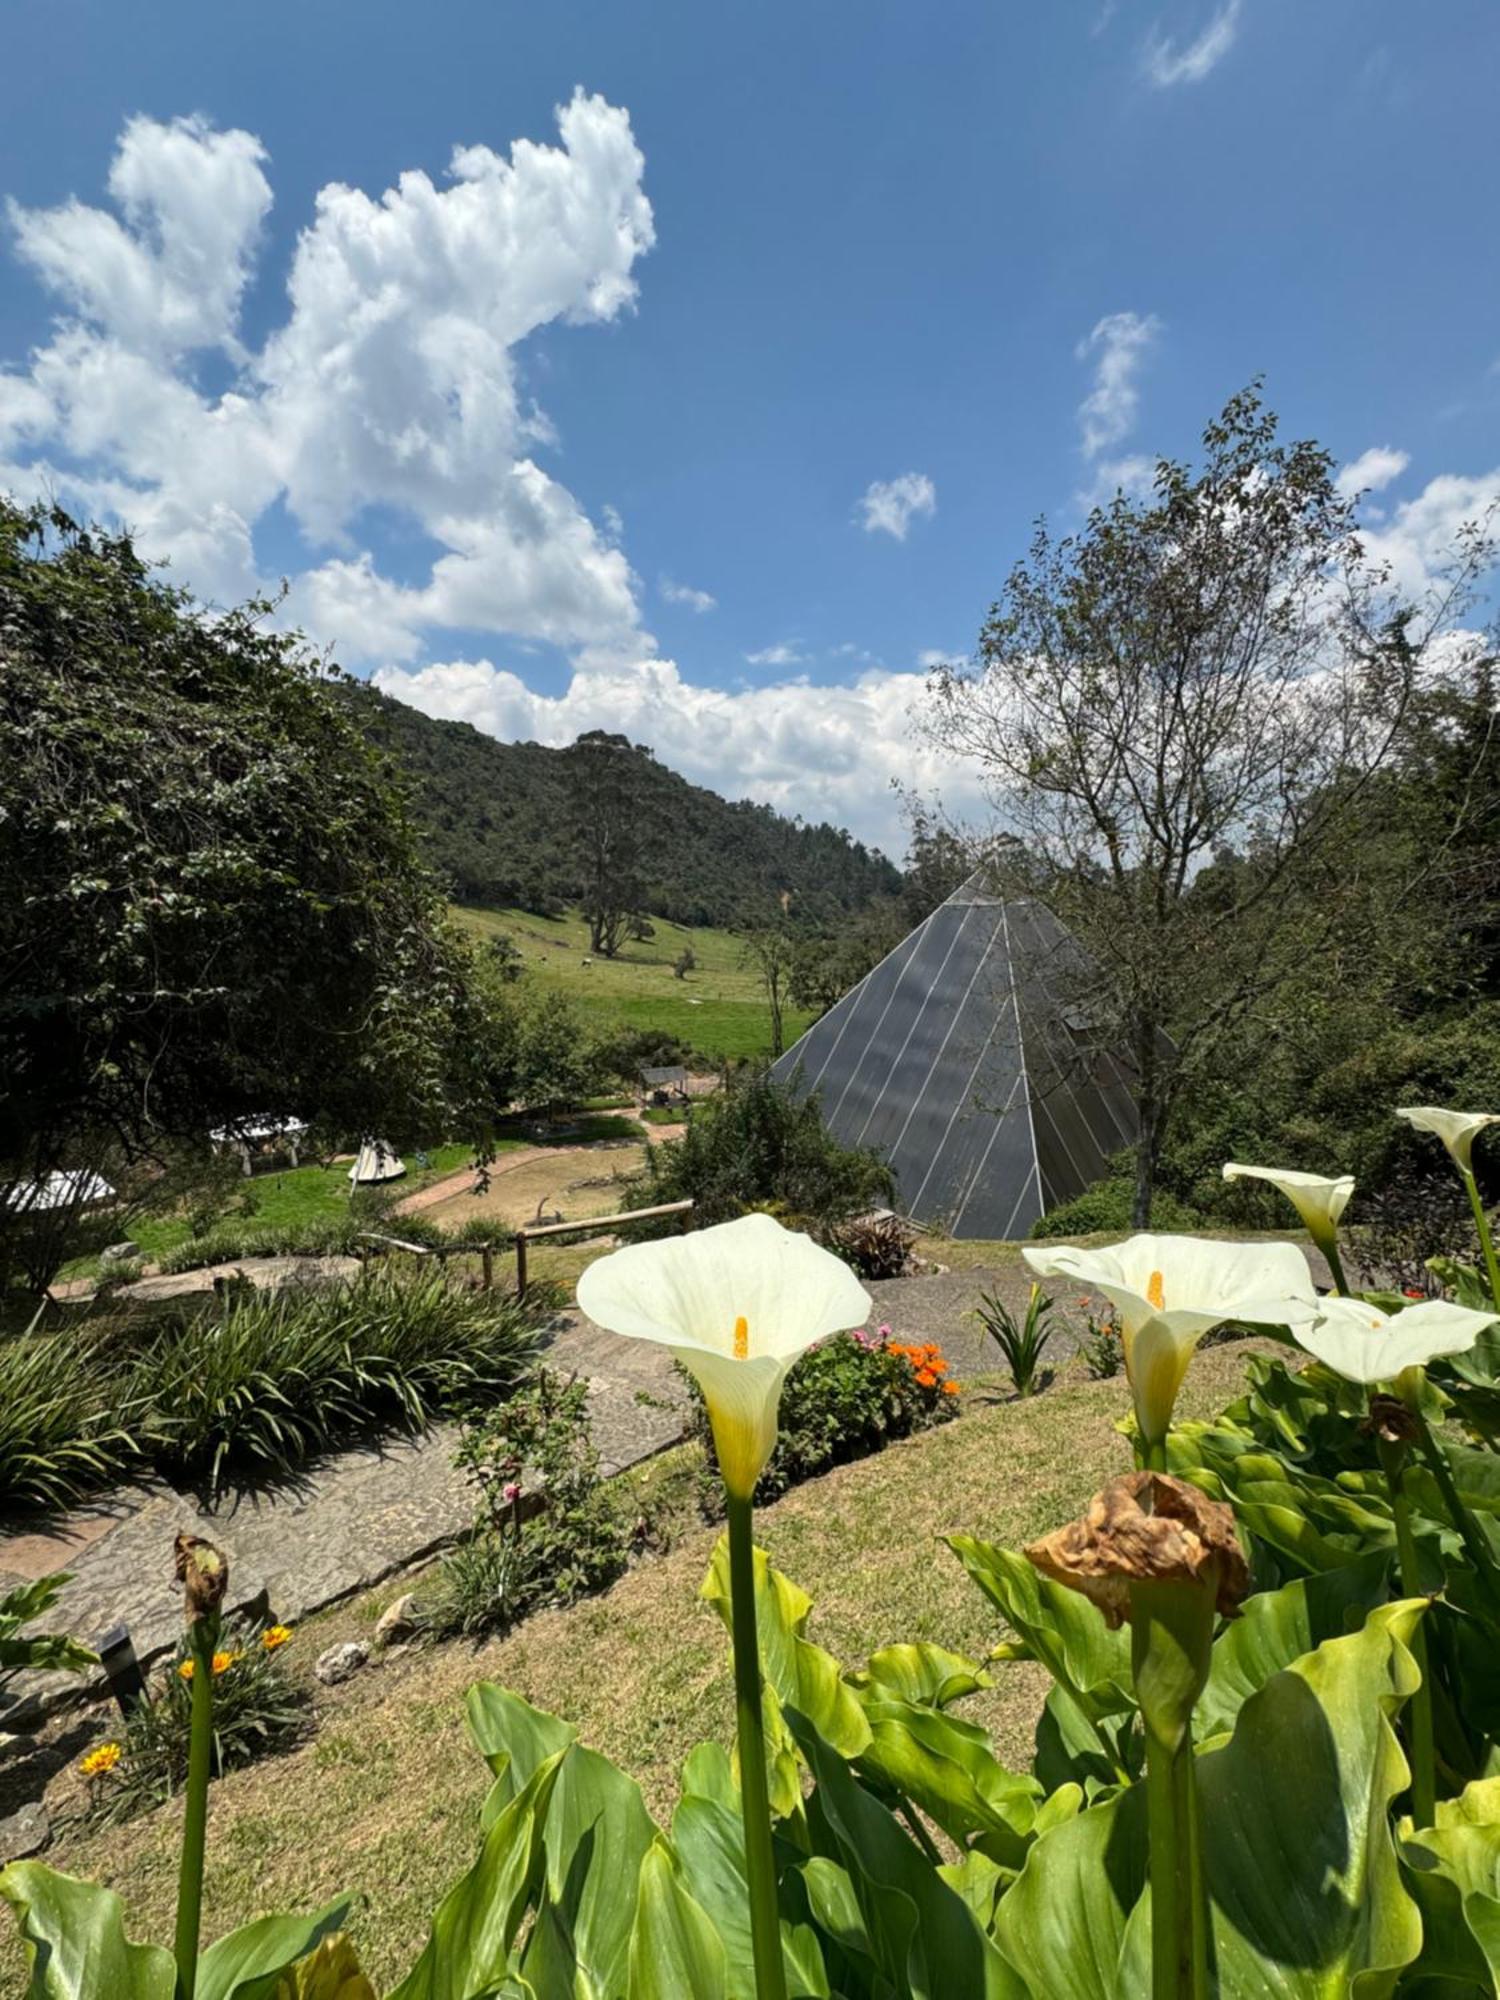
<box><xmin>1397</xmin><ymin>1106</ymin><xmax>1500</xmax><ymax>1174</ymax></box>
<box><xmin>1297</xmin><ymin>1295</ymin><xmax>1499</xmax><ymax>1385</ymax></box>
<box><xmin>1221</xmin><ymin>1162</ymin><xmax>1354</xmax><ymax>1243</ymax></box>
<box><xmin>576</xmin><ymin>1212</ymin><xmax>871</xmax><ymax>1499</ymax></box>
<box><xmin>1024</xmin><ymin>1233</ymin><xmax>1319</xmax><ymax>1447</ymax></box>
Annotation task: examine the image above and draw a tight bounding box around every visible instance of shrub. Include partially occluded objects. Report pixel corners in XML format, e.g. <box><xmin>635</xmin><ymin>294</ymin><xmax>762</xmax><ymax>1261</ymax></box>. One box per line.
<box><xmin>134</xmin><ymin>1273</ymin><xmax>541</xmax><ymax>1487</ymax></box>
<box><xmin>424</xmin><ymin>1370</ymin><xmax>627</xmax><ymax>1638</ymax></box>
<box><xmin>827</xmin><ymin>1211</ymin><xmax>914</xmax><ymax>1280</ymax></box>
<box><xmin>1079</xmin><ymin>1305</ymin><xmax>1124</xmax><ymax>1378</ymax></box>
<box><xmin>1030</xmin><ymin>1156</ymin><xmax>1202</xmax><ymax>1239</ymax></box>
<box><xmin>632</xmin><ymin>1068</ymin><xmax>894</xmax><ymax>1233</ymax></box>
<box><xmin>973</xmin><ymin>1283</ymin><xmax>1059</xmax><ymax>1395</ymax></box>
<box><xmin>685</xmin><ymin>1327</ymin><xmax>959</xmax><ymax>1510</ymax></box>
<box><xmin>592</xmin><ymin>1025</ymin><xmax>691</xmax><ymax>1083</ymax></box>
<box><xmin>0</xmin><ymin>1324</ymin><xmax>141</xmax><ymax>1510</ymax></box>
<box><xmin>79</xmin><ymin>1618</ymin><xmax>305</xmax><ymax>1826</ymax></box>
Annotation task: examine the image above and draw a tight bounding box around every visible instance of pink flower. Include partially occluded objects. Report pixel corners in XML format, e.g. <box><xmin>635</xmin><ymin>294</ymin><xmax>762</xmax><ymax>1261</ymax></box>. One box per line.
<box><xmin>877</xmin><ymin>1323</ymin><xmax>893</xmax><ymax>1340</ymax></box>
<box><xmin>502</xmin><ymin>1481</ymin><xmax>522</xmax><ymax>1504</ymax></box>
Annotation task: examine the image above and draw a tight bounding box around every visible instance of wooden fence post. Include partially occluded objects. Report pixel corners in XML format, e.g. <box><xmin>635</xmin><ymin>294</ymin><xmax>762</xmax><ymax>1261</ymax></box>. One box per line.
<box><xmin>515</xmin><ymin>1231</ymin><xmax>528</xmax><ymax>1302</ymax></box>
<box><xmin>481</xmin><ymin>1243</ymin><xmax>494</xmax><ymax>1292</ymax></box>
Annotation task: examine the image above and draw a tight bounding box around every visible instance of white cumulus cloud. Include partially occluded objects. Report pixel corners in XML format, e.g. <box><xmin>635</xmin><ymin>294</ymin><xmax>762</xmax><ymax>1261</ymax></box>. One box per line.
<box><xmin>1335</xmin><ymin>445</ymin><xmax>1410</xmax><ymax>500</ymax></box>
<box><xmin>660</xmin><ymin>575</ymin><xmax>716</xmax><ymax>612</ymax></box>
<box><xmin>1142</xmin><ymin>0</ymin><xmax>1243</xmax><ymax>87</ymax></box>
<box><xmin>744</xmin><ymin>641</ymin><xmax>806</xmax><ymax>667</ymax></box>
<box><xmin>858</xmin><ymin>472</ymin><xmax>936</xmax><ymax>540</ymax></box>
<box><xmin>1076</xmin><ymin>312</ymin><xmax>1161</xmax><ymax>459</ymax></box>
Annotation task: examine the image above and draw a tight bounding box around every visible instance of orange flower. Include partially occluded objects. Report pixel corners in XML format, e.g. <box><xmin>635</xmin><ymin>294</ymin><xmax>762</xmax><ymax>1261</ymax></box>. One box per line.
<box><xmin>941</xmin><ymin>1380</ymin><xmax>961</xmax><ymax>1397</ymax></box>
<box><xmin>178</xmin><ymin>1659</ymin><xmax>195</xmax><ymax>1681</ymax></box>
<box><xmin>211</xmin><ymin>1651</ymin><xmax>236</xmax><ymax>1675</ymax></box>
<box><xmin>261</xmin><ymin>1624</ymin><xmax>293</xmax><ymax>1651</ymax></box>
<box><xmin>916</xmin><ymin>1369</ymin><xmax>937</xmax><ymax>1388</ymax></box>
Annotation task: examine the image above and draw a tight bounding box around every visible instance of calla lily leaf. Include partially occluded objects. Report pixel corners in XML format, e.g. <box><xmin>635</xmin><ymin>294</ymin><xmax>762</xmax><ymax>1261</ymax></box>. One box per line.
<box><xmin>625</xmin><ymin>1842</ymin><xmax>727</xmax><ymax>2000</ymax></box>
<box><xmin>0</xmin><ymin>1864</ymin><xmax>175</xmax><ymax>2000</ymax></box>
<box><xmin>855</xmin><ymin>1641</ymin><xmax>990</xmax><ymax>1708</ymax></box>
<box><xmin>671</xmin><ymin>1788</ymin><xmax>830</xmax><ymax>1998</ymax></box>
<box><xmin>196</xmin><ymin>1900</ymin><xmax>353</xmax><ymax>2000</ymax></box>
<box><xmin>946</xmin><ymin>1535</ymin><xmax>1133</xmax><ymax>1719</ymax></box>
<box><xmin>1400</xmin><ymin>1778</ymin><xmax>1500</xmax><ymax>1990</ymax></box>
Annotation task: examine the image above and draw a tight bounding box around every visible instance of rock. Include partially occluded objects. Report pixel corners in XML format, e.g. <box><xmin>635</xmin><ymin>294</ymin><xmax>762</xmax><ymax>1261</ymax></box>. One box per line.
<box><xmin>373</xmin><ymin>1592</ymin><xmax>418</xmax><ymax>1646</ymax></box>
<box><xmin>0</xmin><ymin>1802</ymin><xmax>50</xmax><ymax>1861</ymax></box>
<box><xmin>314</xmin><ymin>1640</ymin><xmax>369</xmax><ymax>1686</ymax></box>
<box><xmin>99</xmin><ymin>1241</ymin><xmax>140</xmax><ymax>1265</ymax></box>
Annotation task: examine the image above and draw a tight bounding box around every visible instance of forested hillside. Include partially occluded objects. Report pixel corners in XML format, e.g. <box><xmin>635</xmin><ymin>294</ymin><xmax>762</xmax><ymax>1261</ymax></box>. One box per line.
<box><xmin>349</xmin><ymin>683</ymin><xmax>902</xmax><ymax>927</ymax></box>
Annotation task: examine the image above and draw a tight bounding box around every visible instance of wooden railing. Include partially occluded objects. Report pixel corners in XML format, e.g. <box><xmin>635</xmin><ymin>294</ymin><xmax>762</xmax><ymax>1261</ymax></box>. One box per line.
<box><xmin>358</xmin><ymin>1195</ymin><xmax>694</xmax><ymax>1300</ymax></box>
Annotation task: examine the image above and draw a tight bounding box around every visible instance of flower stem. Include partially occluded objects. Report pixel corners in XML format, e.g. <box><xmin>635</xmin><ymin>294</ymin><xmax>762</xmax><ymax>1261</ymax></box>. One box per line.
<box><xmin>1461</xmin><ymin>1167</ymin><xmax>1500</xmax><ymax>1315</ymax></box>
<box><xmin>1320</xmin><ymin>1233</ymin><xmax>1353</xmax><ymax>1299</ymax></box>
<box><xmin>1131</xmin><ymin>1581</ymin><xmax>1212</xmax><ymax>1999</ymax></box>
<box><xmin>173</xmin><ymin>1614</ymin><xmax>218</xmax><ymax>1999</ymax></box>
<box><xmin>725</xmin><ymin>1494</ymin><xmax>788</xmax><ymax>2000</ymax></box>
<box><xmin>1140</xmin><ymin>1435</ymin><xmax>1169</xmax><ymax>1474</ymax></box>
<box><xmin>1409</xmin><ymin>1407</ymin><xmax>1500</xmax><ymax>1622</ymax></box>
<box><xmin>1377</xmin><ymin>1439</ymin><xmax>1436</xmax><ymax>1826</ymax></box>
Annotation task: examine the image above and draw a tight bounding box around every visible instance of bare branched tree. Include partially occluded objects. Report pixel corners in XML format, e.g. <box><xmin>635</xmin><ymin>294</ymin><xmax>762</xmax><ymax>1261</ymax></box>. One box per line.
<box><xmin>923</xmin><ymin>387</ymin><xmax>1496</xmax><ymax>1224</ymax></box>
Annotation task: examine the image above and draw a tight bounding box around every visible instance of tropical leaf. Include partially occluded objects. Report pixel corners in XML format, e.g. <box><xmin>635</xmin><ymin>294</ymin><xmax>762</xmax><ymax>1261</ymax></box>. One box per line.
<box><xmin>0</xmin><ymin>1864</ymin><xmax>175</xmax><ymax>2000</ymax></box>
<box><xmin>855</xmin><ymin>1642</ymin><xmax>990</xmax><ymax>1708</ymax></box>
<box><xmin>625</xmin><ymin>1842</ymin><xmax>727</xmax><ymax>2000</ymax></box>
<box><xmin>671</xmin><ymin>1787</ymin><xmax>829</xmax><ymax>1998</ymax></box>
<box><xmin>855</xmin><ymin>1699</ymin><xmax>1042</xmax><ymax>1867</ymax></box>
<box><xmin>277</xmin><ymin>1936</ymin><xmax>377</xmax><ymax>2000</ymax></box>
<box><xmin>946</xmin><ymin>1536</ymin><xmax>1133</xmax><ymax>1720</ymax></box>
<box><xmin>1401</xmin><ymin>1777</ymin><xmax>1500</xmax><ymax>1992</ymax></box>
<box><xmin>464</xmin><ymin>1683</ymin><xmax>576</xmax><ymax>1829</ymax></box>
<box><xmin>702</xmin><ymin>1539</ymin><xmax>871</xmax><ymax>1759</ymax></box>
<box><xmin>196</xmin><ymin>1901</ymin><xmax>353</xmax><ymax>2000</ymax></box>
<box><xmin>388</xmin><ymin>1750</ymin><xmax>564</xmax><ymax>2000</ymax></box>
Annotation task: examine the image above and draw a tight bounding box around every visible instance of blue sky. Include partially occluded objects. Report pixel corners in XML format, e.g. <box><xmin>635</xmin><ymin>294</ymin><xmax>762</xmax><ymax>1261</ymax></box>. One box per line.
<box><xmin>2</xmin><ymin>0</ymin><xmax>1497</xmax><ymax>851</ymax></box>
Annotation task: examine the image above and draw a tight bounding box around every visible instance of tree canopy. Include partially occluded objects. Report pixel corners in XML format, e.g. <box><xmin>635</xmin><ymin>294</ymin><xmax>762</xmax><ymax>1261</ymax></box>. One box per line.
<box><xmin>0</xmin><ymin>502</ymin><xmax>475</xmax><ymax>1225</ymax></box>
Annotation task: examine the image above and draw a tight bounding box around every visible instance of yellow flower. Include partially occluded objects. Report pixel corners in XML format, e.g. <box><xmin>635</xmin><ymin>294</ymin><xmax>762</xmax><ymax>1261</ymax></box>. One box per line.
<box><xmin>211</xmin><ymin>1651</ymin><xmax>236</xmax><ymax>1675</ymax></box>
<box><xmin>79</xmin><ymin>1742</ymin><xmax>121</xmax><ymax>1778</ymax></box>
<box><xmin>261</xmin><ymin>1623</ymin><xmax>293</xmax><ymax>1651</ymax></box>
<box><xmin>178</xmin><ymin>1659</ymin><xmax>195</xmax><ymax>1681</ymax></box>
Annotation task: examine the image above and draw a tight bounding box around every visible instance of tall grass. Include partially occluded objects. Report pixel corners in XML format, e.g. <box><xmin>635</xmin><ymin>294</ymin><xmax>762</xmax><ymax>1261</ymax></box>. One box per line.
<box><xmin>0</xmin><ymin>1274</ymin><xmax>544</xmax><ymax>1509</ymax></box>
<box><xmin>139</xmin><ymin>1273</ymin><xmax>542</xmax><ymax>1487</ymax></box>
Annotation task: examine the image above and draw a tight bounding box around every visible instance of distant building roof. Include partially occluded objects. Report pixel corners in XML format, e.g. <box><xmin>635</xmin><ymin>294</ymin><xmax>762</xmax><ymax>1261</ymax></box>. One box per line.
<box><xmin>640</xmin><ymin>1065</ymin><xmax>689</xmax><ymax>1089</ymax></box>
<box><xmin>209</xmin><ymin>1116</ymin><xmax>309</xmax><ymax>1144</ymax></box>
<box><xmin>6</xmin><ymin>1168</ymin><xmax>116</xmax><ymax>1213</ymax></box>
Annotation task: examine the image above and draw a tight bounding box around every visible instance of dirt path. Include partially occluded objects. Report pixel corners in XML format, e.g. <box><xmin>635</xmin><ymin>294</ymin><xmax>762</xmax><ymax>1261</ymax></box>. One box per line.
<box><xmin>393</xmin><ymin>1147</ymin><xmax>576</xmax><ymax>1215</ymax></box>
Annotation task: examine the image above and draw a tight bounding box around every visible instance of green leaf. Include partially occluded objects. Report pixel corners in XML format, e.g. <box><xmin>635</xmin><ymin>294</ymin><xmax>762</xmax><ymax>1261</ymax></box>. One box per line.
<box><xmin>1401</xmin><ymin>1777</ymin><xmax>1500</xmax><ymax>1990</ymax></box>
<box><xmin>997</xmin><ymin>1599</ymin><xmax>1427</xmax><ymax>1998</ymax></box>
<box><xmin>0</xmin><ymin>1863</ymin><xmax>175</xmax><ymax>2000</ymax></box>
<box><xmin>790</xmin><ymin>1707</ymin><xmax>1027</xmax><ymax>1999</ymax></box>
<box><xmin>855</xmin><ymin>1642</ymin><xmax>990</xmax><ymax>1707</ymax></box>
<box><xmin>626</xmin><ymin>1842</ymin><xmax>727</xmax><ymax>2000</ymax></box>
<box><xmin>702</xmin><ymin>1538</ymin><xmax>871</xmax><ymax>1759</ymax></box>
<box><xmin>1032</xmin><ymin>1682</ymin><xmax>1139</xmax><ymax>1798</ymax></box>
<box><xmin>671</xmin><ymin>1789</ymin><xmax>829</xmax><ymax>1998</ymax></box>
<box><xmin>855</xmin><ymin>1699</ymin><xmax>1042</xmax><ymax>1866</ymax></box>
<box><xmin>1197</xmin><ymin>1548</ymin><xmax>1394</xmax><ymax>1742</ymax></box>
<box><xmin>196</xmin><ymin>1901</ymin><xmax>353</xmax><ymax>2000</ymax></box>
<box><xmin>389</xmin><ymin>1748</ymin><xmax>565</xmax><ymax>2000</ymax></box>
<box><xmin>946</xmin><ymin>1535</ymin><xmax>1133</xmax><ymax>1720</ymax></box>
<box><xmin>464</xmin><ymin>1684</ymin><xmax>576</xmax><ymax>1830</ymax></box>
<box><xmin>278</xmin><ymin>1935</ymin><xmax>377</xmax><ymax>1999</ymax></box>
<box><xmin>463</xmin><ymin>1684</ymin><xmax>657</xmax><ymax>2000</ymax></box>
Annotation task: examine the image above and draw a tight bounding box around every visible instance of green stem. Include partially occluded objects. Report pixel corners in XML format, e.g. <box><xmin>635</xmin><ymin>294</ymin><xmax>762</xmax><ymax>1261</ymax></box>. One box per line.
<box><xmin>1320</xmin><ymin>1232</ymin><xmax>1353</xmax><ymax>1298</ymax></box>
<box><xmin>1144</xmin><ymin>1725</ymin><xmax>1185</xmax><ymax>2000</ymax></box>
<box><xmin>173</xmin><ymin>1615</ymin><xmax>218</xmax><ymax>1999</ymax></box>
<box><xmin>725</xmin><ymin>1495</ymin><xmax>788</xmax><ymax>2000</ymax></box>
<box><xmin>1141</xmin><ymin>1435</ymin><xmax>1169</xmax><ymax>1474</ymax></box>
<box><xmin>1461</xmin><ymin>1167</ymin><xmax>1500</xmax><ymax>1315</ymax></box>
<box><xmin>1379</xmin><ymin>1441</ymin><xmax>1436</xmax><ymax>1826</ymax></box>
<box><xmin>1132</xmin><ymin>1582</ymin><xmax>1212</xmax><ymax>1999</ymax></box>
<box><xmin>1410</xmin><ymin>1407</ymin><xmax>1500</xmax><ymax>1622</ymax></box>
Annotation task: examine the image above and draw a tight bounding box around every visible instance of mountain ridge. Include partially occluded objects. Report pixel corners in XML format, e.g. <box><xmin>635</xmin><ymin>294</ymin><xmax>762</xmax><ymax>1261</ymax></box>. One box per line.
<box><xmin>346</xmin><ymin>681</ymin><xmax>903</xmax><ymax>930</ymax></box>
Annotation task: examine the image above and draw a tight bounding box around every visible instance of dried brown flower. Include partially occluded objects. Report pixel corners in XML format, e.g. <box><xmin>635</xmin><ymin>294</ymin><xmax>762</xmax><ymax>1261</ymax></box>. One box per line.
<box><xmin>1362</xmin><ymin>1395</ymin><xmax>1421</xmax><ymax>1447</ymax></box>
<box><xmin>1025</xmin><ymin>1471</ymin><xmax>1248</xmax><ymax>1628</ymax></box>
<box><xmin>174</xmin><ymin>1533</ymin><xmax>228</xmax><ymax>1622</ymax></box>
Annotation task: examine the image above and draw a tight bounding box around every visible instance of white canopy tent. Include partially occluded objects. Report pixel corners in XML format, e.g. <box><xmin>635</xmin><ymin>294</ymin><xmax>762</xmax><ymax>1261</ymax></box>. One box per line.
<box><xmin>349</xmin><ymin>1139</ymin><xmax>406</xmax><ymax>1186</ymax></box>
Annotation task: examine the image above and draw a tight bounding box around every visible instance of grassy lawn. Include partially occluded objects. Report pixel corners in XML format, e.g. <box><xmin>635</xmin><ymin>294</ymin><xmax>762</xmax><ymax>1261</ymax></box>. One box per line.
<box><xmin>30</xmin><ymin>1341</ymin><xmax>1268</xmax><ymax>1990</ymax></box>
<box><xmin>456</xmin><ymin>903</ymin><xmax>814</xmax><ymax>1061</ymax></box>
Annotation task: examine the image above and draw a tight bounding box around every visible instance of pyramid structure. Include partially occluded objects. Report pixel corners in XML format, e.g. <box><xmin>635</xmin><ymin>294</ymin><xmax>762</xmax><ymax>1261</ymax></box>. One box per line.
<box><xmin>771</xmin><ymin>874</ymin><xmax>1138</xmax><ymax>1238</ymax></box>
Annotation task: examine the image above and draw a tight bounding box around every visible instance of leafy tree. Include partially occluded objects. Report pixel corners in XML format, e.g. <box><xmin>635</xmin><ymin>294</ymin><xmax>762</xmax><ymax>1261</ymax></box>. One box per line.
<box><xmin>513</xmin><ymin>992</ymin><xmax>600</xmax><ymax>1122</ymax></box>
<box><xmin>0</xmin><ymin>502</ymin><xmax>474</xmax><ymax>1286</ymax></box>
<box><xmin>632</xmin><ymin>1069</ymin><xmax>894</xmax><ymax>1229</ymax></box>
<box><xmin>924</xmin><ymin>387</ymin><xmax>1496</xmax><ymax>1224</ymax></box>
<box><xmin>484</xmin><ymin>933</ymin><xmax>525</xmax><ymax>983</ymax></box>
<box><xmin>741</xmin><ymin>926</ymin><xmax>797</xmax><ymax>1058</ymax></box>
<box><xmin>562</xmin><ymin>731</ymin><xmax>654</xmax><ymax>958</ymax></box>
<box><xmin>673</xmin><ymin>948</ymin><xmax>696</xmax><ymax>981</ymax></box>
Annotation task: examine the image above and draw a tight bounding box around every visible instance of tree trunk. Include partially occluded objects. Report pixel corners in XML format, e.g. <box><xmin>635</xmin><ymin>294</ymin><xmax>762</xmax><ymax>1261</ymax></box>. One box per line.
<box><xmin>1131</xmin><ymin>1025</ymin><xmax>1164</xmax><ymax>1230</ymax></box>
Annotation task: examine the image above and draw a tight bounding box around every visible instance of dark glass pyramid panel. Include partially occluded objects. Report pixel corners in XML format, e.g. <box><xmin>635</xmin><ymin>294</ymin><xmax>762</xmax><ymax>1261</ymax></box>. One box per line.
<box><xmin>772</xmin><ymin>876</ymin><xmax>1138</xmax><ymax>1238</ymax></box>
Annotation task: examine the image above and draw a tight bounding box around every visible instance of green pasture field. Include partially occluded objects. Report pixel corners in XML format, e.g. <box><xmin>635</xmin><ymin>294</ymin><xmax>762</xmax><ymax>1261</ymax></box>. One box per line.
<box><xmin>456</xmin><ymin>904</ymin><xmax>814</xmax><ymax>1062</ymax></box>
